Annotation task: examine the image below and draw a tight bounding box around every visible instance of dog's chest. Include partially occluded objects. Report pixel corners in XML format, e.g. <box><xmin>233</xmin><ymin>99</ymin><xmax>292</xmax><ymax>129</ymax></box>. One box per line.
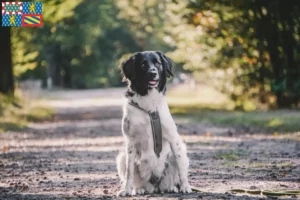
<box><xmin>130</xmin><ymin>113</ymin><xmax>157</xmax><ymax>153</ymax></box>
<box><xmin>124</xmin><ymin>90</ymin><xmax>173</xmax><ymax>156</ymax></box>
<box><xmin>128</xmin><ymin>110</ymin><xmax>174</xmax><ymax>160</ymax></box>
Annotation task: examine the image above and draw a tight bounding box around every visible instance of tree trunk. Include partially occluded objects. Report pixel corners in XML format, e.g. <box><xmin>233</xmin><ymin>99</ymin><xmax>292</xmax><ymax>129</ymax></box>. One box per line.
<box><xmin>45</xmin><ymin>47</ymin><xmax>53</xmax><ymax>90</ymax></box>
<box><xmin>253</xmin><ymin>0</ymin><xmax>288</xmax><ymax>108</ymax></box>
<box><xmin>0</xmin><ymin>27</ymin><xmax>14</xmax><ymax>94</ymax></box>
<box><xmin>63</xmin><ymin>64</ymin><xmax>72</xmax><ymax>88</ymax></box>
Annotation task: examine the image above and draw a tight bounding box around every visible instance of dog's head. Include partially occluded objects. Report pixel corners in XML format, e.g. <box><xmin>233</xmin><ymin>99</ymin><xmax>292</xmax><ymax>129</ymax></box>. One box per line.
<box><xmin>119</xmin><ymin>51</ymin><xmax>174</xmax><ymax>96</ymax></box>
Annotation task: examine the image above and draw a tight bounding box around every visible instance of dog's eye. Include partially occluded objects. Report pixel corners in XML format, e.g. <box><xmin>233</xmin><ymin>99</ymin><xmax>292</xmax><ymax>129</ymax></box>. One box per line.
<box><xmin>155</xmin><ymin>62</ymin><xmax>160</xmax><ymax>67</ymax></box>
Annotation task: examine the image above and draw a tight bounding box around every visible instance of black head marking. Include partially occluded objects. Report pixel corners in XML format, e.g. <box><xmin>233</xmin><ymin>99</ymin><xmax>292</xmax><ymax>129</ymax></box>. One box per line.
<box><xmin>156</xmin><ymin>51</ymin><xmax>174</xmax><ymax>78</ymax></box>
<box><xmin>119</xmin><ymin>53</ymin><xmax>139</xmax><ymax>82</ymax></box>
<box><xmin>119</xmin><ymin>51</ymin><xmax>174</xmax><ymax>96</ymax></box>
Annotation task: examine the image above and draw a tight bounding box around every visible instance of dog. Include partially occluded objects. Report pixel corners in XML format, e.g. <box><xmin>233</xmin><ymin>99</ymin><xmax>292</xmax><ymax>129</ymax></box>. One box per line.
<box><xmin>116</xmin><ymin>51</ymin><xmax>191</xmax><ymax>196</ymax></box>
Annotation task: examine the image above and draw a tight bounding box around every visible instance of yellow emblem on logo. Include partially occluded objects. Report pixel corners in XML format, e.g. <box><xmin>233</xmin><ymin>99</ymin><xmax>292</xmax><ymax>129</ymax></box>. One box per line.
<box><xmin>9</xmin><ymin>15</ymin><xmax>16</xmax><ymax>26</ymax></box>
<box><xmin>29</xmin><ymin>3</ymin><xmax>36</xmax><ymax>14</ymax></box>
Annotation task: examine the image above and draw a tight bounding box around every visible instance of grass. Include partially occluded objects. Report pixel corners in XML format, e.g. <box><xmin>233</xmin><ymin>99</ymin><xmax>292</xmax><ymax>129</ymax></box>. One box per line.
<box><xmin>167</xmin><ymin>85</ymin><xmax>300</xmax><ymax>133</ymax></box>
<box><xmin>0</xmin><ymin>93</ymin><xmax>53</xmax><ymax>133</ymax></box>
<box><xmin>227</xmin><ymin>161</ymin><xmax>296</xmax><ymax>171</ymax></box>
<box><xmin>170</xmin><ymin>106</ymin><xmax>300</xmax><ymax>132</ymax></box>
<box><xmin>217</xmin><ymin>149</ymin><xmax>249</xmax><ymax>161</ymax></box>
<box><xmin>218</xmin><ymin>152</ymin><xmax>240</xmax><ymax>161</ymax></box>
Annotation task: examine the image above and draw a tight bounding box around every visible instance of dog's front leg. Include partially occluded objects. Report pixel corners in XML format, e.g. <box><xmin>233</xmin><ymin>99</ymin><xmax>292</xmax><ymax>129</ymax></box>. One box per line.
<box><xmin>169</xmin><ymin>134</ymin><xmax>191</xmax><ymax>193</ymax></box>
<box><xmin>164</xmin><ymin>118</ymin><xmax>192</xmax><ymax>193</ymax></box>
<box><xmin>118</xmin><ymin>141</ymin><xmax>136</xmax><ymax>196</ymax></box>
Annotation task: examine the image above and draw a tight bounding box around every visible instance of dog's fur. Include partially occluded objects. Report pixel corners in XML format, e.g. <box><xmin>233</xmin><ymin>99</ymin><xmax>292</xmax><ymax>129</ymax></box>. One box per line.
<box><xmin>117</xmin><ymin>51</ymin><xmax>191</xmax><ymax>196</ymax></box>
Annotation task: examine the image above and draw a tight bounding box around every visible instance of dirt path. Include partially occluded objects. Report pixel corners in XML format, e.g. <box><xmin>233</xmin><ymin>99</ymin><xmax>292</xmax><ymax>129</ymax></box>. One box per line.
<box><xmin>0</xmin><ymin>89</ymin><xmax>299</xmax><ymax>200</ymax></box>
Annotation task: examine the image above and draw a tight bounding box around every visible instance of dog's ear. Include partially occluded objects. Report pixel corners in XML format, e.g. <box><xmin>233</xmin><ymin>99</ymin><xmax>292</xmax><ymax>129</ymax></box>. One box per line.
<box><xmin>156</xmin><ymin>51</ymin><xmax>174</xmax><ymax>78</ymax></box>
<box><xmin>119</xmin><ymin>54</ymin><xmax>137</xmax><ymax>82</ymax></box>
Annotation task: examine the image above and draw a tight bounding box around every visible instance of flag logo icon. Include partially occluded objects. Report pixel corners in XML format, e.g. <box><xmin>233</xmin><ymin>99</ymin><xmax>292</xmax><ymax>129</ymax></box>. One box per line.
<box><xmin>22</xmin><ymin>14</ymin><xmax>42</xmax><ymax>26</ymax></box>
<box><xmin>2</xmin><ymin>2</ymin><xmax>22</xmax><ymax>15</ymax></box>
<box><xmin>2</xmin><ymin>14</ymin><xmax>22</xmax><ymax>26</ymax></box>
<box><xmin>1</xmin><ymin>2</ymin><xmax>42</xmax><ymax>27</ymax></box>
<box><xmin>23</xmin><ymin>2</ymin><xmax>42</xmax><ymax>14</ymax></box>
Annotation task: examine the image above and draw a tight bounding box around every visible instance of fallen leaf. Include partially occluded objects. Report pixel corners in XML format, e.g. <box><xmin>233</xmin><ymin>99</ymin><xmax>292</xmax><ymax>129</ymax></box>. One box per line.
<box><xmin>21</xmin><ymin>183</ymin><xmax>29</xmax><ymax>191</ymax></box>
<box><xmin>280</xmin><ymin>184</ymin><xmax>288</xmax><ymax>188</ymax></box>
<box><xmin>273</xmin><ymin>132</ymin><xmax>279</xmax><ymax>137</ymax></box>
<box><xmin>206</xmin><ymin>132</ymin><xmax>211</xmax><ymax>137</ymax></box>
<box><xmin>3</xmin><ymin>147</ymin><xmax>9</xmax><ymax>153</ymax></box>
<box><xmin>282</xmin><ymin>170</ymin><xmax>286</xmax><ymax>177</ymax></box>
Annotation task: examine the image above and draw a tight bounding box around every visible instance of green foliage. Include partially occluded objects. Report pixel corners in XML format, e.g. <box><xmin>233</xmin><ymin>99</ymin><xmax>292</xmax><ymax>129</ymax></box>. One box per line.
<box><xmin>170</xmin><ymin>0</ymin><xmax>300</xmax><ymax>108</ymax></box>
<box><xmin>170</xmin><ymin>104</ymin><xmax>300</xmax><ymax>133</ymax></box>
<box><xmin>12</xmin><ymin>0</ymin><xmax>143</xmax><ymax>88</ymax></box>
<box><xmin>11</xmin><ymin>0</ymin><xmax>300</xmax><ymax>108</ymax></box>
<box><xmin>167</xmin><ymin>87</ymin><xmax>300</xmax><ymax>132</ymax></box>
<box><xmin>217</xmin><ymin>151</ymin><xmax>241</xmax><ymax>161</ymax></box>
<box><xmin>0</xmin><ymin>92</ymin><xmax>53</xmax><ymax>132</ymax></box>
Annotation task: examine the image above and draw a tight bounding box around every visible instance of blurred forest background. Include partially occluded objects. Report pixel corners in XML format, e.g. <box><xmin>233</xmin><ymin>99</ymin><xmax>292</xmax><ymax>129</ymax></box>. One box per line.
<box><xmin>1</xmin><ymin>0</ymin><xmax>300</xmax><ymax>111</ymax></box>
<box><xmin>2</xmin><ymin>2</ymin><xmax>300</xmax><ymax>197</ymax></box>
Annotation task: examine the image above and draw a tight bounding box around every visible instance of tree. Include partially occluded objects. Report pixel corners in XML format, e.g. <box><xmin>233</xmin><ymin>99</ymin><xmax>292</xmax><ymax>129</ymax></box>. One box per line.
<box><xmin>9</xmin><ymin>0</ymin><xmax>299</xmax><ymax>109</ymax></box>
<box><xmin>0</xmin><ymin>26</ymin><xmax>14</xmax><ymax>94</ymax></box>
<box><xmin>12</xmin><ymin>0</ymin><xmax>143</xmax><ymax>89</ymax></box>
<box><xmin>251</xmin><ymin>0</ymin><xmax>300</xmax><ymax>108</ymax></box>
<box><xmin>170</xmin><ymin>0</ymin><xmax>300</xmax><ymax>109</ymax></box>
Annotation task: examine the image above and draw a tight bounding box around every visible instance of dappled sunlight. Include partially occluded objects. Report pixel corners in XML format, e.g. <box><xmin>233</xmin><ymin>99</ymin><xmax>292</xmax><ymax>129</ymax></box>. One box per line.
<box><xmin>1</xmin><ymin>115</ymin><xmax>299</xmax><ymax>199</ymax></box>
<box><xmin>268</xmin><ymin>118</ymin><xmax>283</xmax><ymax>127</ymax></box>
<box><xmin>1</xmin><ymin>88</ymin><xmax>299</xmax><ymax>199</ymax></box>
<box><xmin>247</xmin><ymin>132</ymin><xmax>300</xmax><ymax>140</ymax></box>
<box><xmin>3</xmin><ymin>136</ymin><xmax>124</xmax><ymax>152</ymax></box>
<box><xmin>173</xmin><ymin>108</ymin><xmax>300</xmax><ymax>133</ymax></box>
<box><xmin>38</xmin><ymin>98</ymin><xmax>125</xmax><ymax>108</ymax></box>
<box><xmin>28</xmin><ymin>119</ymin><xmax>121</xmax><ymax>130</ymax></box>
<box><xmin>34</xmin><ymin>88</ymin><xmax>126</xmax><ymax>109</ymax></box>
<box><xmin>183</xmin><ymin>135</ymin><xmax>243</xmax><ymax>143</ymax></box>
<box><xmin>5</xmin><ymin>144</ymin><xmax>123</xmax><ymax>154</ymax></box>
<box><xmin>167</xmin><ymin>84</ymin><xmax>234</xmax><ymax>110</ymax></box>
<box><xmin>59</xmin><ymin>159</ymin><xmax>116</xmax><ymax>165</ymax></box>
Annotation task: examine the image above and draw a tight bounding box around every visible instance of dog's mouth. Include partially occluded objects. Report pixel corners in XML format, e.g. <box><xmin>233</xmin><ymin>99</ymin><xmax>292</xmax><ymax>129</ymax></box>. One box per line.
<box><xmin>148</xmin><ymin>80</ymin><xmax>158</xmax><ymax>86</ymax></box>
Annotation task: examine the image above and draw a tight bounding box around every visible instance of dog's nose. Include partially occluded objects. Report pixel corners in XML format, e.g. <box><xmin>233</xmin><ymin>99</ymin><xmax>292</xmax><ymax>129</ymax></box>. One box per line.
<box><xmin>149</xmin><ymin>67</ymin><xmax>156</xmax><ymax>72</ymax></box>
<box><xmin>149</xmin><ymin>72</ymin><xmax>157</xmax><ymax>79</ymax></box>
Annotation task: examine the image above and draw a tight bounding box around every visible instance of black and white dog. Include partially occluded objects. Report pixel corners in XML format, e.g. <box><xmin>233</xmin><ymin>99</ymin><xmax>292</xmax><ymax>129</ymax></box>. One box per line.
<box><xmin>117</xmin><ymin>51</ymin><xmax>191</xmax><ymax>196</ymax></box>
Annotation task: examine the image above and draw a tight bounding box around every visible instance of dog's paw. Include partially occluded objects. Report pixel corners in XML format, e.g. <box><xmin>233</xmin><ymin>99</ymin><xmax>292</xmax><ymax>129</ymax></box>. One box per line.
<box><xmin>117</xmin><ymin>188</ymin><xmax>132</xmax><ymax>196</ymax></box>
<box><xmin>168</xmin><ymin>186</ymin><xmax>179</xmax><ymax>193</ymax></box>
<box><xmin>180</xmin><ymin>183</ymin><xmax>192</xmax><ymax>193</ymax></box>
<box><xmin>145</xmin><ymin>183</ymin><xmax>155</xmax><ymax>194</ymax></box>
<box><xmin>135</xmin><ymin>187</ymin><xmax>145</xmax><ymax>195</ymax></box>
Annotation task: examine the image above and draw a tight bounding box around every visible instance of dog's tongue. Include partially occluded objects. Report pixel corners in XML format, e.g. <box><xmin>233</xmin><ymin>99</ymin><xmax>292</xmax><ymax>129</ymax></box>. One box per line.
<box><xmin>149</xmin><ymin>80</ymin><xmax>157</xmax><ymax>85</ymax></box>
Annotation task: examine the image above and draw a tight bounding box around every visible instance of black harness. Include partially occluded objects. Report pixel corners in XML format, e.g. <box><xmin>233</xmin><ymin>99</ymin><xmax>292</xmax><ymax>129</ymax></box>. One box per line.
<box><xmin>128</xmin><ymin>101</ymin><xmax>162</xmax><ymax>157</ymax></box>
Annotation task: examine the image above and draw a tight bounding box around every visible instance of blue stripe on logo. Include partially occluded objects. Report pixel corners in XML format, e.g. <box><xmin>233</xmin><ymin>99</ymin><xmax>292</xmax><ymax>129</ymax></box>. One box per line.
<box><xmin>24</xmin><ymin>17</ymin><xmax>38</xmax><ymax>24</ymax></box>
<box><xmin>31</xmin><ymin>16</ymin><xmax>40</xmax><ymax>21</ymax></box>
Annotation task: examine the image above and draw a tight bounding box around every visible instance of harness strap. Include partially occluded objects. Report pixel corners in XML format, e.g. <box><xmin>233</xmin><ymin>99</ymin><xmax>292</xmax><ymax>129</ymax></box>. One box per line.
<box><xmin>128</xmin><ymin>101</ymin><xmax>162</xmax><ymax>157</ymax></box>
